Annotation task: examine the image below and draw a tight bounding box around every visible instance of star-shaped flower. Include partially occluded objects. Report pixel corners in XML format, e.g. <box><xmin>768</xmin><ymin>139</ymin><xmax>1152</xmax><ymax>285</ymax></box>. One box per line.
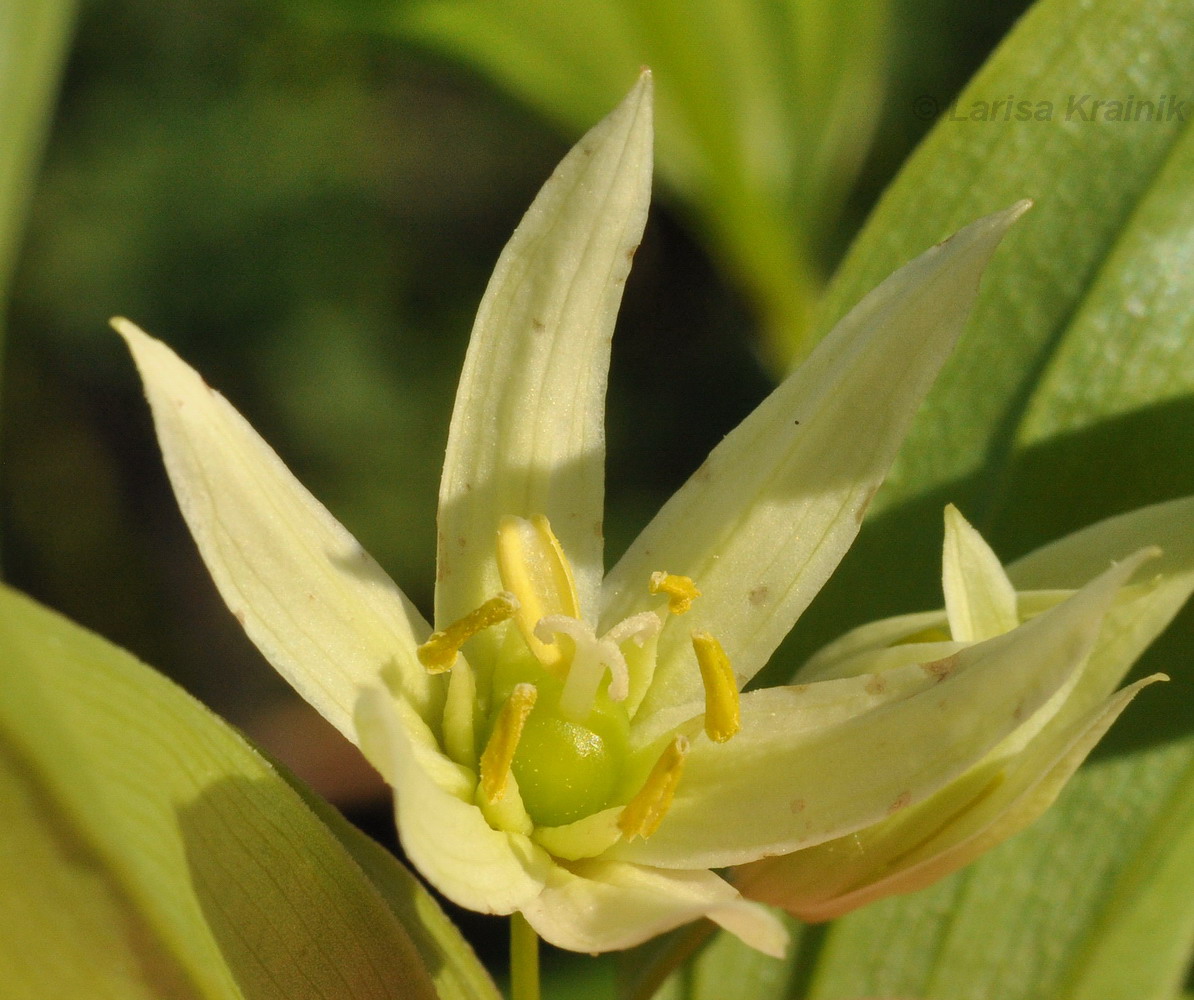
<box><xmin>115</xmin><ymin>74</ymin><xmax>1187</xmax><ymax>956</ymax></box>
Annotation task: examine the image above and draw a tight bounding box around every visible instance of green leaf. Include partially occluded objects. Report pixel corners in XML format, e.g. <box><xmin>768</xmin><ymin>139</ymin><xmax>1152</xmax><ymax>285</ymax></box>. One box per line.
<box><xmin>391</xmin><ymin>0</ymin><xmax>888</xmax><ymax>366</ymax></box>
<box><xmin>280</xmin><ymin>766</ymin><xmax>503</xmax><ymax>1000</ymax></box>
<box><xmin>0</xmin><ymin>1</ymin><xmax>76</xmax><ymax>335</ymax></box>
<box><xmin>777</xmin><ymin>0</ymin><xmax>1194</xmax><ymax>995</ymax></box>
<box><xmin>0</xmin><ymin>583</ymin><xmax>496</xmax><ymax>1000</ymax></box>
<box><xmin>621</xmin><ymin>917</ymin><xmax>820</xmax><ymax>1000</ymax></box>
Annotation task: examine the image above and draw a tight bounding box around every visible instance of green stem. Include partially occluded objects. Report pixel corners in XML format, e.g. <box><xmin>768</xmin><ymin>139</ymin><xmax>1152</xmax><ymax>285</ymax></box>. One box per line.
<box><xmin>510</xmin><ymin>912</ymin><xmax>541</xmax><ymax>1000</ymax></box>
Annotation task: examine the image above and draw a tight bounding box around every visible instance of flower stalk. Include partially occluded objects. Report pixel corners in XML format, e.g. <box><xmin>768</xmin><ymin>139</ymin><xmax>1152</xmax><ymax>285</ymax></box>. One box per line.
<box><xmin>509</xmin><ymin>913</ymin><xmax>540</xmax><ymax>1000</ymax></box>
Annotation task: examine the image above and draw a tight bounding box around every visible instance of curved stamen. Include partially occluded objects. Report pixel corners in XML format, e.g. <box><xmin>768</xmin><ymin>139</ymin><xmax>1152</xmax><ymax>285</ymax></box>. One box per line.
<box><xmin>618</xmin><ymin>735</ymin><xmax>689</xmax><ymax>840</ymax></box>
<box><xmin>498</xmin><ymin>514</ymin><xmax>581</xmax><ymax>671</ymax></box>
<box><xmin>480</xmin><ymin>683</ymin><xmax>538</xmax><ymax>802</ymax></box>
<box><xmin>417</xmin><ymin>592</ymin><xmax>519</xmax><ymax>673</ymax></box>
<box><xmin>692</xmin><ymin>631</ymin><xmax>741</xmax><ymax>743</ymax></box>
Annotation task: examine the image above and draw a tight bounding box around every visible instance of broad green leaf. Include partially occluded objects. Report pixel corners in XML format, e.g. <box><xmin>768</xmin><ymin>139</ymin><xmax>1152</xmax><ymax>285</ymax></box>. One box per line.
<box><xmin>392</xmin><ymin>0</ymin><xmax>888</xmax><ymax>365</ymax></box>
<box><xmin>0</xmin><ymin>583</ymin><xmax>494</xmax><ymax>1000</ymax></box>
<box><xmin>278</xmin><ymin>760</ymin><xmax>503</xmax><ymax>1000</ymax></box>
<box><xmin>780</xmin><ymin>0</ymin><xmax>1194</xmax><ymax>995</ymax></box>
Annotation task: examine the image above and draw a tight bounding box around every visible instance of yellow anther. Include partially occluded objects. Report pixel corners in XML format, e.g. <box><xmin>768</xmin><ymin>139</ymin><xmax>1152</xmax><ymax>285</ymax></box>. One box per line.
<box><xmin>618</xmin><ymin>735</ymin><xmax>689</xmax><ymax>840</ymax></box>
<box><xmin>497</xmin><ymin>514</ymin><xmax>581</xmax><ymax>670</ymax></box>
<box><xmin>417</xmin><ymin>592</ymin><xmax>519</xmax><ymax>673</ymax></box>
<box><xmin>480</xmin><ymin>683</ymin><xmax>538</xmax><ymax>802</ymax></box>
<box><xmin>692</xmin><ymin>632</ymin><xmax>740</xmax><ymax>743</ymax></box>
<box><xmin>648</xmin><ymin>571</ymin><xmax>701</xmax><ymax>615</ymax></box>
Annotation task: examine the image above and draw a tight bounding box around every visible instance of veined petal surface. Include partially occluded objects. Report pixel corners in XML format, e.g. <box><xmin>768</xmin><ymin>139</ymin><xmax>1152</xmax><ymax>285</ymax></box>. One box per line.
<box><xmin>355</xmin><ymin>689</ymin><xmax>551</xmax><ymax>915</ymax></box>
<box><xmin>436</xmin><ymin>72</ymin><xmax>653</xmax><ymax>638</ymax></box>
<box><xmin>116</xmin><ymin>319</ymin><xmax>437</xmax><ymax>740</ymax></box>
<box><xmin>603</xmin><ymin>203</ymin><xmax>1030</xmax><ymax>719</ymax></box>
<box><xmin>520</xmin><ymin>860</ymin><xmax>786</xmax><ymax>957</ymax></box>
<box><xmin>608</xmin><ymin>550</ymin><xmax>1142</xmax><ymax>868</ymax></box>
<box><xmin>736</xmin><ymin>676</ymin><xmax>1162</xmax><ymax>921</ymax></box>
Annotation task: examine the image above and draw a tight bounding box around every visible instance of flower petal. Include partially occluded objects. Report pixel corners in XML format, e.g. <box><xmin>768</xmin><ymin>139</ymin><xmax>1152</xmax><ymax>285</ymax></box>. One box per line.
<box><xmin>520</xmin><ymin>860</ymin><xmax>787</xmax><ymax>957</ymax></box>
<box><xmin>608</xmin><ymin>549</ymin><xmax>1146</xmax><ymax>868</ymax></box>
<box><xmin>602</xmin><ymin>203</ymin><xmax>1030</xmax><ymax>719</ymax></box>
<box><xmin>116</xmin><ymin>319</ymin><xmax>438</xmax><ymax>740</ymax></box>
<box><xmin>355</xmin><ymin>688</ymin><xmax>551</xmax><ymax>914</ymax></box>
<box><xmin>1007</xmin><ymin>494</ymin><xmax>1194</xmax><ymax>713</ymax></box>
<box><xmin>942</xmin><ymin>503</ymin><xmax>1019</xmax><ymax>641</ymax></box>
<box><xmin>795</xmin><ymin>608</ymin><xmax>953</xmax><ymax>680</ymax></box>
<box><xmin>735</xmin><ymin>676</ymin><xmax>1163</xmax><ymax>921</ymax></box>
<box><xmin>436</xmin><ymin>73</ymin><xmax>653</xmax><ymax>641</ymax></box>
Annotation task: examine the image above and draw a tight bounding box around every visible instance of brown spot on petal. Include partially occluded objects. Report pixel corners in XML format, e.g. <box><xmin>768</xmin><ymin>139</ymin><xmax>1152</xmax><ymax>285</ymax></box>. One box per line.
<box><xmin>789</xmin><ymin>683</ymin><xmax>810</xmax><ymax>694</ymax></box>
<box><xmin>531</xmin><ymin>317</ymin><xmax>545</xmax><ymax>332</ymax></box>
<box><xmin>457</xmin><ymin>536</ymin><xmax>467</xmax><ymax>549</ymax></box>
<box><xmin>233</xmin><ymin>609</ymin><xmax>246</xmax><ymax>626</ymax></box>
<box><xmin>865</xmin><ymin>674</ymin><xmax>887</xmax><ymax>695</ymax></box>
<box><xmin>748</xmin><ymin>585</ymin><xmax>770</xmax><ymax>607</ymax></box>
<box><xmin>789</xmin><ymin>798</ymin><xmax>806</xmax><ymax>814</ymax></box>
<box><xmin>626</xmin><ymin>243</ymin><xmax>640</xmax><ymax>261</ymax></box>
<box><xmin>888</xmin><ymin>791</ymin><xmax>912</xmax><ymax>814</ymax></box>
<box><xmin>1012</xmin><ymin>701</ymin><xmax>1025</xmax><ymax>722</ymax></box>
<box><xmin>922</xmin><ymin>654</ymin><xmax>960</xmax><ymax>683</ymax></box>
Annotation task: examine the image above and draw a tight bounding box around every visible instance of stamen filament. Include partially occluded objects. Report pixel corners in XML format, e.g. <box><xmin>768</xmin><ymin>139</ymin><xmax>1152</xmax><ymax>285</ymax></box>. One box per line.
<box><xmin>692</xmin><ymin>632</ymin><xmax>740</xmax><ymax>743</ymax></box>
<box><xmin>480</xmin><ymin>683</ymin><xmax>538</xmax><ymax>802</ymax></box>
<box><xmin>417</xmin><ymin>592</ymin><xmax>519</xmax><ymax>672</ymax></box>
<box><xmin>618</xmin><ymin>735</ymin><xmax>689</xmax><ymax>840</ymax></box>
<box><xmin>649</xmin><ymin>571</ymin><xmax>701</xmax><ymax>615</ymax></box>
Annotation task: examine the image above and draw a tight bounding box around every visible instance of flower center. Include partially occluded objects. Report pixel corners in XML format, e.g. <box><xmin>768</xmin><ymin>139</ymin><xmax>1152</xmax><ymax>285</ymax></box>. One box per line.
<box><xmin>417</xmin><ymin>514</ymin><xmax>741</xmax><ymax>834</ymax></box>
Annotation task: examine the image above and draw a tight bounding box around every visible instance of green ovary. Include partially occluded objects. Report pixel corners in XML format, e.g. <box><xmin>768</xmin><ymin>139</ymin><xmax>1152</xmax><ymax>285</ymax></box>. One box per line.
<box><xmin>512</xmin><ymin>703</ymin><xmax>628</xmax><ymax>827</ymax></box>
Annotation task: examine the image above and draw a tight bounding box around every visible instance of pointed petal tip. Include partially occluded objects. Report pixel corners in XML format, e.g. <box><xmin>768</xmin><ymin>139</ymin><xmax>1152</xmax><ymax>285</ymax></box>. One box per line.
<box><xmin>944</xmin><ymin>198</ymin><xmax>1031</xmax><ymax>253</ymax></box>
<box><xmin>610</xmin><ymin>66</ymin><xmax>653</xmax><ymax>134</ymax></box>
<box><xmin>1008</xmin><ymin>197</ymin><xmax>1033</xmax><ymax>219</ymax></box>
<box><xmin>1119</xmin><ymin>545</ymin><xmax>1161</xmax><ymax>577</ymax></box>
<box><xmin>708</xmin><ymin>901</ymin><xmax>789</xmax><ymax>958</ymax></box>
<box><xmin>622</xmin><ymin>66</ymin><xmax>654</xmax><ymax>125</ymax></box>
<box><xmin>111</xmin><ymin>317</ymin><xmax>167</xmax><ymax>371</ymax></box>
<box><xmin>110</xmin><ymin>315</ymin><xmax>146</xmax><ymax>345</ymax></box>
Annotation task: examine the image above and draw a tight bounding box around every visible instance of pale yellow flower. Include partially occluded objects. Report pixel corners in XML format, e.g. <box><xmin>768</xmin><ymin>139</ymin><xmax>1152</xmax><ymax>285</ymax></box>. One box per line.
<box><xmin>115</xmin><ymin>74</ymin><xmax>1187</xmax><ymax>955</ymax></box>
